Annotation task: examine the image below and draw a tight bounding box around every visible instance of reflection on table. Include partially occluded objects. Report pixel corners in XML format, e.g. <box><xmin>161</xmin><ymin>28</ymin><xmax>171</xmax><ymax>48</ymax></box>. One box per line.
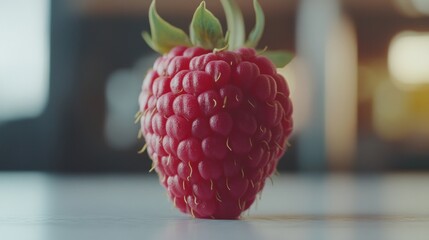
<box><xmin>0</xmin><ymin>173</ymin><xmax>428</xmax><ymax>240</ymax></box>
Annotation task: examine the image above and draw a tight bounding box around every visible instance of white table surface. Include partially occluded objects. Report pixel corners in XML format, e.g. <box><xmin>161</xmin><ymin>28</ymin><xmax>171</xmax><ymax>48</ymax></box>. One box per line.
<box><xmin>0</xmin><ymin>173</ymin><xmax>428</xmax><ymax>240</ymax></box>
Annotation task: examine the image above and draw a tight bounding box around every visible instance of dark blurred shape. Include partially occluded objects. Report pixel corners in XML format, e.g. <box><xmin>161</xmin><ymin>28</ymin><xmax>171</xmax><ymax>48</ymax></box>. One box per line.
<box><xmin>0</xmin><ymin>0</ymin><xmax>152</xmax><ymax>172</ymax></box>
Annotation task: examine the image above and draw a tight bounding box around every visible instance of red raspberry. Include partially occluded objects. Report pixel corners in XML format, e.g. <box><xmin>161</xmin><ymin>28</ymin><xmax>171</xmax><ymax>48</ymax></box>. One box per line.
<box><xmin>139</xmin><ymin>46</ymin><xmax>292</xmax><ymax>219</ymax></box>
<box><xmin>137</xmin><ymin>0</ymin><xmax>294</xmax><ymax>219</ymax></box>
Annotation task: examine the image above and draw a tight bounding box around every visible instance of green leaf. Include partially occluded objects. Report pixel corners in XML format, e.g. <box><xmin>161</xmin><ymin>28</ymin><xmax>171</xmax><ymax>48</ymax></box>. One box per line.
<box><xmin>142</xmin><ymin>32</ymin><xmax>157</xmax><ymax>51</ymax></box>
<box><xmin>220</xmin><ymin>0</ymin><xmax>245</xmax><ymax>50</ymax></box>
<box><xmin>245</xmin><ymin>0</ymin><xmax>265</xmax><ymax>48</ymax></box>
<box><xmin>260</xmin><ymin>50</ymin><xmax>294</xmax><ymax>68</ymax></box>
<box><xmin>190</xmin><ymin>1</ymin><xmax>226</xmax><ymax>49</ymax></box>
<box><xmin>144</xmin><ymin>0</ymin><xmax>191</xmax><ymax>54</ymax></box>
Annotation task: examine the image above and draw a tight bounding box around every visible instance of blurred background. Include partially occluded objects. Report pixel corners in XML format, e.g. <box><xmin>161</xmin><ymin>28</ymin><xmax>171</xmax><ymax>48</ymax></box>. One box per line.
<box><xmin>1</xmin><ymin>0</ymin><xmax>429</xmax><ymax>173</ymax></box>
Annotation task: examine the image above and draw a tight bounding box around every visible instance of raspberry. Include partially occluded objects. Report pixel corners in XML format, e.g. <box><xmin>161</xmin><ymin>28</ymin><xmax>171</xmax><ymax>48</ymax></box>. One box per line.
<box><xmin>139</xmin><ymin>46</ymin><xmax>292</xmax><ymax>219</ymax></box>
<box><xmin>137</xmin><ymin>0</ymin><xmax>294</xmax><ymax>219</ymax></box>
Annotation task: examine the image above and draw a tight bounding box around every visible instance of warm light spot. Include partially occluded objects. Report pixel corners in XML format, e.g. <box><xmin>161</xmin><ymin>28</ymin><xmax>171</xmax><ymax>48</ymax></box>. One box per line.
<box><xmin>373</xmin><ymin>81</ymin><xmax>409</xmax><ymax>141</ymax></box>
<box><xmin>373</xmin><ymin>81</ymin><xmax>429</xmax><ymax>141</ymax></box>
<box><xmin>324</xmin><ymin>16</ymin><xmax>357</xmax><ymax>169</ymax></box>
<box><xmin>412</xmin><ymin>0</ymin><xmax>429</xmax><ymax>15</ymax></box>
<box><xmin>388</xmin><ymin>32</ymin><xmax>429</xmax><ymax>86</ymax></box>
<box><xmin>394</xmin><ymin>0</ymin><xmax>429</xmax><ymax>16</ymax></box>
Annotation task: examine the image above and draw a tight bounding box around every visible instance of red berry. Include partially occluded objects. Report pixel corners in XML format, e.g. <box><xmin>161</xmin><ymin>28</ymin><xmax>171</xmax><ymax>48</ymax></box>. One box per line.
<box><xmin>151</xmin><ymin>113</ymin><xmax>167</xmax><ymax>135</ymax></box>
<box><xmin>190</xmin><ymin>53</ymin><xmax>219</xmax><ymax>71</ymax></box>
<box><xmin>219</xmin><ymin>85</ymin><xmax>243</xmax><ymax>109</ymax></box>
<box><xmin>232</xmin><ymin>61</ymin><xmax>260</xmax><ymax>89</ymax></box>
<box><xmin>167</xmin><ymin>56</ymin><xmax>190</xmax><ymax>76</ymax></box>
<box><xmin>167</xmin><ymin>46</ymin><xmax>187</xmax><ymax>57</ymax></box>
<box><xmin>198</xmin><ymin>159</ymin><xmax>223</xmax><ymax>180</ymax></box>
<box><xmin>172</xmin><ymin>94</ymin><xmax>200</xmax><ymax>120</ymax></box>
<box><xmin>235</xmin><ymin>48</ymin><xmax>256</xmax><ymax>61</ymax></box>
<box><xmin>197</xmin><ymin>90</ymin><xmax>222</xmax><ymax>116</ymax></box>
<box><xmin>183</xmin><ymin>71</ymin><xmax>214</xmax><ymax>94</ymax></box>
<box><xmin>156</xmin><ymin>92</ymin><xmax>175</xmax><ymax>117</ymax></box>
<box><xmin>191</xmin><ymin>117</ymin><xmax>212</xmax><ymax>139</ymax></box>
<box><xmin>209</xmin><ymin>112</ymin><xmax>233</xmax><ymax>136</ymax></box>
<box><xmin>162</xmin><ymin>136</ymin><xmax>179</xmax><ymax>157</ymax></box>
<box><xmin>234</xmin><ymin>110</ymin><xmax>257</xmax><ymax>136</ymax></box>
<box><xmin>205</xmin><ymin>60</ymin><xmax>231</xmax><ymax>87</ymax></box>
<box><xmin>252</xmin><ymin>56</ymin><xmax>276</xmax><ymax>75</ymax></box>
<box><xmin>170</xmin><ymin>70</ymin><xmax>188</xmax><ymax>94</ymax></box>
<box><xmin>139</xmin><ymin>48</ymin><xmax>293</xmax><ymax>219</ymax></box>
<box><xmin>223</xmin><ymin>156</ymin><xmax>241</xmax><ymax>177</ymax></box>
<box><xmin>152</xmin><ymin>76</ymin><xmax>171</xmax><ymax>97</ymax></box>
<box><xmin>202</xmin><ymin>136</ymin><xmax>228</xmax><ymax>160</ymax></box>
<box><xmin>142</xmin><ymin>70</ymin><xmax>158</xmax><ymax>92</ymax></box>
<box><xmin>177</xmin><ymin>138</ymin><xmax>204</xmax><ymax>163</ymax></box>
<box><xmin>183</xmin><ymin>47</ymin><xmax>210</xmax><ymax>58</ymax></box>
<box><xmin>166</xmin><ymin>115</ymin><xmax>191</xmax><ymax>141</ymax></box>
<box><xmin>192</xmin><ymin>181</ymin><xmax>215</xmax><ymax>200</ymax></box>
<box><xmin>215</xmin><ymin>51</ymin><xmax>241</xmax><ymax>67</ymax></box>
<box><xmin>251</xmin><ymin>74</ymin><xmax>277</xmax><ymax>102</ymax></box>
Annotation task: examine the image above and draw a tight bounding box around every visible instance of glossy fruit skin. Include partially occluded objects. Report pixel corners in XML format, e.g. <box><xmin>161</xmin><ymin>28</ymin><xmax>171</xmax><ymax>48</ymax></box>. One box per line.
<box><xmin>139</xmin><ymin>46</ymin><xmax>293</xmax><ymax>219</ymax></box>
